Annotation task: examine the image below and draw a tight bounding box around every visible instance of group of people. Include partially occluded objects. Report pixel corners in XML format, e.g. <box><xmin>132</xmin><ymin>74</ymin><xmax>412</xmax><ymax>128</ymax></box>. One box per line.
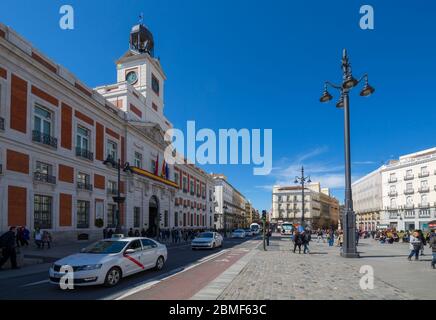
<box><xmin>407</xmin><ymin>229</ymin><xmax>436</xmax><ymax>268</ymax></box>
<box><xmin>291</xmin><ymin>229</ymin><xmax>312</xmax><ymax>254</ymax></box>
<box><xmin>0</xmin><ymin>226</ymin><xmax>53</xmax><ymax>270</ymax></box>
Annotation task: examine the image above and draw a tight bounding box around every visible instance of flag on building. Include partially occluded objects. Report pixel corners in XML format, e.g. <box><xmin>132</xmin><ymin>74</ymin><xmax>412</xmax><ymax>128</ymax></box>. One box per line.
<box><xmin>154</xmin><ymin>154</ymin><xmax>159</xmax><ymax>176</ymax></box>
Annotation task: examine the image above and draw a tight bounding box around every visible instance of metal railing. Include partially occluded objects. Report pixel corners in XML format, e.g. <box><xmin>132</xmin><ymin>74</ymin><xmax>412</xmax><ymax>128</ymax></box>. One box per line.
<box><xmin>76</xmin><ymin>147</ymin><xmax>94</xmax><ymax>161</ymax></box>
<box><xmin>388</xmin><ymin>177</ymin><xmax>397</xmax><ymax>183</ymax></box>
<box><xmin>404</xmin><ymin>204</ymin><xmax>415</xmax><ymax>209</ymax></box>
<box><xmin>32</xmin><ymin>130</ymin><xmax>57</xmax><ymax>148</ymax></box>
<box><xmin>418</xmin><ymin>187</ymin><xmax>430</xmax><ymax>193</ymax></box>
<box><xmin>388</xmin><ymin>191</ymin><xmax>398</xmax><ymax>197</ymax></box>
<box><xmin>404</xmin><ymin>189</ymin><xmax>414</xmax><ymax>195</ymax></box>
<box><xmin>34</xmin><ymin>172</ymin><xmax>56</xmax><ymax>184</ymax></box>
<box><xmin>404</xmin><ymin>174</ymin><xmax>414</xmax><ymax>181</ymax></box>
<box><xmin>77</xmin><ymin>182</ymin><xmax>93</xmax><ymax>191</ymax></box>
<box><xmin>418</xmin><ymin>172</ymin><xmax>430</xmax><ymax>178</ymax></box>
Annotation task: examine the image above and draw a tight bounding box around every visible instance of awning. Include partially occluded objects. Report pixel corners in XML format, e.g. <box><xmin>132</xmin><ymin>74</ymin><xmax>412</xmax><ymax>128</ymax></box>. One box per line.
<box><xmin>130</xmin><ymin>166</ymin><xmax>179</xmax><ymax>189</ymax></box>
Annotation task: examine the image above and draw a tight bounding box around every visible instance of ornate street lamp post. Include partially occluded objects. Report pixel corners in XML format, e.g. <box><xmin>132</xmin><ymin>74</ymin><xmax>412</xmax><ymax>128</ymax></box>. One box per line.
<box><xmin>294</xmin><ymin>166</ymin><xmax>311</xmax><ymax>228</ymax></box>
<box><xmin>319</xmin><ymin>49</ymin><xmax>375</xmax><ymax>258</ymax></box>
<box><xmin>103</xmin><ymin>156</ymin><xmax>132</xmax><ymax>234</ymax></box>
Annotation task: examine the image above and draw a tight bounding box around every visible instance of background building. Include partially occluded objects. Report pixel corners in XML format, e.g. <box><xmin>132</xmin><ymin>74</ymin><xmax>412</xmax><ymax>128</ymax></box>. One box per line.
<box><xmin>352</xmin><ymin>167</ymin><xmax>383</xmax><ymax>231</ymax></box>
<box><xmin>272</xmin><ymin>182</ymin><xmax>339</xmax><ymax>229</ymax></box>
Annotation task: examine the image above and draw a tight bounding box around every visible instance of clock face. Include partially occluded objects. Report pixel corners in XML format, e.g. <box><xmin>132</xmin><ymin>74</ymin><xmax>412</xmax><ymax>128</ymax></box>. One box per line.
<box><xmin>126</xmin><ymin>71</ymin><xmax>138</xmax><ymax>85</ymax></box>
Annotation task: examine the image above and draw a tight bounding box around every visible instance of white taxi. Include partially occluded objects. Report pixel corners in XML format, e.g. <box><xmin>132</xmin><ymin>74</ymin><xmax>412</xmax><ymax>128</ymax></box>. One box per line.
<box><xmin>49</xmin><ymin>236</ymin><xmax>167</xmax><ymax>287</ymax></box>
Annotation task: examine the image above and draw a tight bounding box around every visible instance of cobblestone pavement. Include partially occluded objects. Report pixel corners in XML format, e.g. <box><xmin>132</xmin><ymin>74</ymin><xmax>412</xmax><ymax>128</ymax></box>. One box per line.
<box><xmin>216</xmin><ymin>235</ymin><xmax>435</xmax><ymax>300</ymax></box>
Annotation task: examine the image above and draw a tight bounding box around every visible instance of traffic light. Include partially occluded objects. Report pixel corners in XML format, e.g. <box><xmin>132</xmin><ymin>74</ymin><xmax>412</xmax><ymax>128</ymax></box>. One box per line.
<box><xmin>262</xmin><ymin>210</ymin><xmax>267</xmax><ymax>221</ymax></box>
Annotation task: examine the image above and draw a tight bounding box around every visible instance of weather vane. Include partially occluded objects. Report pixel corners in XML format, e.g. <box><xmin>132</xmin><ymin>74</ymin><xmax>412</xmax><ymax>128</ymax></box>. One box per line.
<box><xmin>139</xmin><ymin>12</ymin><xmax>144</xmax><ymax>25</ymax></box>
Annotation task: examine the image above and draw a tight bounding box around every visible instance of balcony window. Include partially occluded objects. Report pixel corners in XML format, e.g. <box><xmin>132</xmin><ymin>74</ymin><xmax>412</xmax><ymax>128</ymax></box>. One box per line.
<box><xmin>76</xmin><ymin>126</ymin><xmax>93</xmax><ymax>160</ymax></box>
<box><xmin>106</xmin><ymin>140</ymin><xmax>117</xmax><ymax>161</ymax></box>
<box><xmin>134</xmin><ymin>207</ymin><xmax>141</xmax><ymax>228</ymax></box>
<box><xmin>107</xmin><ymin>204</ymin><xmax>117</xmax><ymax>228</ymax></box>
<box><xmin>34</xmin><ymin>161</ymin><xmax>56</xmax><ymax>184</ymax></box>
<box><xmin>388</xmin><ymin>174</ymin><xmax>397</xmax><ymax>183</ymax></box>
<box><xmin>134</xmin><ymin>152</ymin><xmax>142</xmax><ymax>168</ymax></box>
<box><xmin>107</xmin><ymin>180</ymin><xmax>118</xmax><ymax>195</ymax></box>
<box><xmin>77</xmin><ymin>172</ymin><xmax>92</xmax><ymax>191</ymax></box>
<box><xmin>34</xmin><ymin>195</ymin><xmax>52</xmax><ymax>229</ymax></box>
<box><xmin>174</xmin><ymin>172</ymin><xmax>180</xmax><ymax>187</ymax></box>
<box><xmin>151</xmin><ymin>74</ymin><xmax>160</xmax><ymax>96</ymax></box>
<box><xmin>33</xmin><ymin>105</ymin><xmax>57</xmax><ymax>148</ymax></box>
<box><xmin>419</xmin><ymin>167</ymin><xmax>429</xmax><ymax>178</ymax></box>
<box><xmin>77</xmin><ymin>200</ymin><xmax>90</xmax><ymax>229</ymax></box>
<box><xmin>182</xmin><ymin>177</ymin><xmax>188</xmax><ymax>192</ymax></box>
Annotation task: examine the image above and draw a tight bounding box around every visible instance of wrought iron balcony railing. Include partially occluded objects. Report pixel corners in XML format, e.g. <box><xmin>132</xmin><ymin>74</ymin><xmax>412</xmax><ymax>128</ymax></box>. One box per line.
<box><xmin>388</xmin><ymin>177</ymin><xmax>397</xmax><ymax>183</ymax></box>
<box><xmin>388</xmin><ymin>191</ymin><xmax>398</xmax><ymax>197</ymax></box>
<box><xmin>418</xmin><ymin>171</ymin><xmax>430</xmax><ymax>178</ymax></box>
<box><xmin>404</xmin><ymin>174</ymin><xmax>414</xmax><ymax>181</ymax></box>
<box><xmin>418</xmin><ymin>187</ymin><xmax>430</xmax><ymax>193</ymax></box>
<box><xmin>76</xmin><ymin>147</ymin><xmax>94</xmax><ymax>161</ymax></box>
<box><xmin>77</xmin><ymin>182</ymin><xmax>93</xmax><ymax>191</ymax></box>
<box><xmin>32</xmin><ymin>130</ymin><xmax>57</xmax><ymax>148</ymax></box>
<box><xmin>34</xmin><ymin>172</ymin><xmax>56</xmax><ymax>184</ymax></box>
<box><xmin>404</xmin><ymin>204</ymin><xmax>415</xmax><ymax>210</ymax></box>
<box><xmin>404</xmin><ymin>189</ymin><xmax>414</xmax><ymax>195</ymax></box>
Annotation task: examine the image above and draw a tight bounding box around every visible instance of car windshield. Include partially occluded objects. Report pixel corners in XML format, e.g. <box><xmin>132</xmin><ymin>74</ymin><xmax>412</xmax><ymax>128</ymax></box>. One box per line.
<box><xmin>82</xmin><ymin>240</ymin><xmax>128</xmax><ymax>254</ymax></box>
<box><xmin>198</xmin><ymin>232</ymin><xmax>213</xmax><ymax>238</ymax></box>
<box><xmin>234</xmin><ymin>230</ymin><xmax>244</xmax><ymax>233</ymax></box>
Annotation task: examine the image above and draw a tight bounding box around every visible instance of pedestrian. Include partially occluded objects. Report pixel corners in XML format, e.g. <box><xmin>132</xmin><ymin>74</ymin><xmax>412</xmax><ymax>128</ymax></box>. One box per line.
<box><xmin>337</xmin><ymin>231</ymin><xmax>344</xmax><ymax>247</ymax></box>
<box><xmin>134</xmin><ymin>229</ymin><xmax>140</xmax><ymax>237</ymax></box>
<box><xmin>266</xmin><ymin>229</ymin><xmax>272</xmax><ymax>246</ymax></box>
<box><xmin>34</xmin><ymin>228</ymin><xmax>43</xmax><ymax>249</ymax></box>
<box><xmin>428</xmin><ymin>229</ymin><xmax>436</xmax><ymax>269</ymax></box>
<box><xmin>328</xmin><ymin>229</ymin><xmax>335</xmax><ymax>247</ymax></box>
<box><xmin>128</xmin><ymin>228</ymin><xmax>134</xmax><ymax>237</ymax></box>
<box><xmin>317</xmin><ymin>229</ymin><xmax>323</xmax><ymax>243</ymax></box>
<box><xmin>0</xmin><ymin>227</ymin><xmax>19</xmax><ymax>270</ymax></box>
<box><xmin>408</xmin><ymin>230</ymin><xmax>422</xmax><ymax>261</ymax></box>
<box><xmin>303</xmin><ymin>230</ymin><xmax>311</xmax><ymax>254</ymax></box>
<box><xmin>418</xmin><ymin>230</ymin><xmax>426</xmax><ymax>256</ymax></box>
<box><xmin>355</xmin><ymin>229</ymin><xmax>360</xmax><ymax>246</ymax></box>
<box><xmin>141</xmin><ymin>228</ymin><xmax>146</xmax><ymax>237</ymax></box>
<box><xmin>42</xmin><ymin>231</ymin><xmax>52</xmax><ymax>249</ymax></box>
<box><xmin>107</xmin><ymin>228</ymin><xmax>114</xmax><ymax>239</ymax></box>
<box><xmin>293</xmin><ymin>231</ymin><xmax>303</xmax><ymax>254</ymax></box>
<box><xmin>103</xmin><ymin>227</ymin><xmax>108</xmax><ymax>239</ymax></box>
<box><xmin>22</xmin><ymin>226</ymin><xmax>30</xmax><ymax>247</ymax></box>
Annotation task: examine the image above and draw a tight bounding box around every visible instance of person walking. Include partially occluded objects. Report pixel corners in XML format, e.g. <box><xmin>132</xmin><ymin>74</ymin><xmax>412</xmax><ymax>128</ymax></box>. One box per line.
<box><xmin>42</xmin><ymin>231</ymin><xmax>52</xmax><ymax>249</ymax></box>
<box><xmin>34</xmin><ymin>228</ymin><xmax>43</xmax><ymax>249</ymax></box>
<box><xmin>141</xmin><ymin>228</ymin><xmax>146</xmax><ymax>237</ymax></box>
<box><xmin>408</xmin><ymin>230</ymin><xmax>422</xmax><ymax>261</ymax></box>
<box><xmin>418</xmin><ymin>230</ymin><xmax>426</xmax><ymax>256</ymax></box>
<box><xmin>317</xmin><ymin>229</ymin><xmax>323</xmax><ymax>243</ymax></box>
<box><xmin>0</xmin><ymin>227</ymin><xmax>19</xmax><ymax>270</ymax></box>
<box><xmin>128</xmin><ymin>228</ymin><xmax>134</xmax><ymax>237</ymax></box>
<box><xmin>107</xmin><ymin>228</ymin><xmax>114</xmax><ymax>239</ymax></box>
<box><xmin>328</xmin><ymin>229</ymin><xmax>335</xmax><ymax>247</ymax></box>
<box><xmin>134</xmin><ymin>229</ymin><xmax>140</xmax><ymax>237</ymax></box>
<box><xmin>22</xmin><ymin>226</ymin><xmax>30</xmax><ymax>247</ymax></box>
<box><xmin>303</xmin><ymin>230</ymin><xmax>311</xmax><ymax>254</ymax></box>
<box><xmin>428</xmin><ymin>229</ymin><xmax>436</xmax><ymax>269</ymax></box>
<box><xmin>103</xmin><ymin>227</ymin><xmax>108</xmax><ymax>239</ymax></box>
<box><xmin>266</xmin><ymin>229</ymin><xmax>272</xmax><ymax>246</ymax></box>
<box><xmin>293</xmin><ymin>231</ymin><xmax>303</xmax><ymax>254</ymax></box>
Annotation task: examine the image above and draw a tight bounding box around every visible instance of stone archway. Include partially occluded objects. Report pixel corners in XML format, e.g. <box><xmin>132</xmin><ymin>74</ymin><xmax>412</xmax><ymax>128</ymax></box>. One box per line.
<box><xmin>148</xmin><ymin>195</ymin><xmax>160</xmax><ymax>238</ymax></box>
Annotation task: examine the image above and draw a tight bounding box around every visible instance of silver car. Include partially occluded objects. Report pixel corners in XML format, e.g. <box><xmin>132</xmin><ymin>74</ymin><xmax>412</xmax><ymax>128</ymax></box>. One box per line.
<box><xmin>191</xmin><ymin>232</ymin><xmax>223</xmax><ymax>250</ymax></box>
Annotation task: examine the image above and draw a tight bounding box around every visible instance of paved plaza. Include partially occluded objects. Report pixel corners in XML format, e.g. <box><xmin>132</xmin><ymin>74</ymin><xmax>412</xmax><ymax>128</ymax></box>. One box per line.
<box><xmin>194</xmin><ymin>234</ymin><xmax>435</xmax><ymax>300</ymax></box>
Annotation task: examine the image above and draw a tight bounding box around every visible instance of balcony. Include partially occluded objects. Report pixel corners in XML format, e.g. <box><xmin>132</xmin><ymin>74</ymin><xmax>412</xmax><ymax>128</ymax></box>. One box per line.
<box><xmin>34</xmin><ymin>172</ymin><xmax>56</xmax><ymax>184</ymax></box>
<box><xmin>77</xmin><ymin>182</ymin><xmax>93</xmax><ymax>191</ymax></box>
<box><xmin>419</xmin><ymin>212</ymin><xmax>431</xmax><ymax>218</ymax></box>
<box><xmin>418</xmin><ymin>187</ymin><xmax>430</xmax><ymax>193</ymax></box>
<box><xmin>76</xmin><ymin>147</ymin><xmax>94</xmax><ymax>161</ymax></box>
<box><xmin>418</xmin><ymin>202</ymin><xmax>430</xmax><ymax>208</ymax></box>
<box><xmin>389</xmin><ymin>213</ymin><xmax>398</xmax><ymax>219</ymax></box>
<box><xmin>388</xmin><ymin>191</ymin><xmax>398</xmax><ymax>197</ymax></box>
<box><xmin>404</xmin><ymin>211</ymin><xmax>416</xmax><ymax>218</ymax></box>
<box><xmin>388</xmin><ymin>177</ymin><xmax>397</xmax><ymax>183</ymax></box>
<box><xmin>418</xmin><ymin>171</ymin><xmax>430</xmax><ymax>178</ymax></box>
<box><xmin>404</xmin><ymin>189</ymin><xmax>414</xmax><ymax>195</ymax></box>
<box><xmin>32</xmin><ymin>130</ymin><xmax>58</xmax><ymax>148</ymax></box>
<box><xmin>107</xmin><ymin>188</ymin><xmax>118</xmax><ymax>195</ymax></box>
<box><xmin>0</xmin><ymin>117</ymin><xmax>4</xmax><ymax>131</ymax></box>
<box><xmin>386</xmin><ymin>206</ymin><xmax>398</xmax><ymax>211</ymax></box>
<box><xmin>404</xmin><ymin>174</ymin><xmax>414</xmax><ymax>181</ymax></box>
<box><xmin>404</xmin><ymin>204</ymin><xmax>415</xmax><ymax>209</ymax></box>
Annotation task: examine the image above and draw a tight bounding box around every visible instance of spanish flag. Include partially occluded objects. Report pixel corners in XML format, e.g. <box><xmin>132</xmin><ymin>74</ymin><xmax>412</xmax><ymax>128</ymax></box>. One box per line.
<box><xmin>161</xmin><ymin>159</ymin><xmax>166</xmax><ymax>178</ymax></box>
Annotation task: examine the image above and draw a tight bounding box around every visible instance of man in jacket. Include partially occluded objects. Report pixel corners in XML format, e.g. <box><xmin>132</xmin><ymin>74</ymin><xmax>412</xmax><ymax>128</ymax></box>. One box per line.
<box><xmin>303</xmin><ymin>230</ymin><xmax>311</xmax><ymax>254</ymax></box>
<box><xmin>429</xmin><ymin>229</ymin><xmax>436</xmax><ymax>269</ymax></box>
<box><xmin>0</xmin><ymin>227</ymin><xmax>19</xmax><ymax>270</ymax></box>
<box><xmin>408</xmin><ymin>230</ymin><xmax>422</xmax><ymax>261</ymax></box>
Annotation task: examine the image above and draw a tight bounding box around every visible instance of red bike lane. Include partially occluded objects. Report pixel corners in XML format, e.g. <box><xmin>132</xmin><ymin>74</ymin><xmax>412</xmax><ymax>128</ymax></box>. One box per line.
<box><xmin>122</xmin><ymin>245</ymin><xmax>255</xmax><ymax>300</ymax></box>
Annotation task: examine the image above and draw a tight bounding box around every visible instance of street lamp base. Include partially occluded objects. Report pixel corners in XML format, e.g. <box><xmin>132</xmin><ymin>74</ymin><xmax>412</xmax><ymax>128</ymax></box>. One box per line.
<box><xmin>340</xmin><ymin>251</ymin><xmax>360</xmax><ymax>258</ymax></box>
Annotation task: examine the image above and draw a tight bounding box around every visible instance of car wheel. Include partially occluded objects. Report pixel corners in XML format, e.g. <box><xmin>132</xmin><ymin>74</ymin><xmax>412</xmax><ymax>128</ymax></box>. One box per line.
<box><xmin>155</xmin><ymin>256</ymin><xmax>165</xmax><ymax>271</ymax></box>
<box><xmin>104</xmin><ymin>267</ymin><xmax>122</xmax><ymax>287</ymax></box>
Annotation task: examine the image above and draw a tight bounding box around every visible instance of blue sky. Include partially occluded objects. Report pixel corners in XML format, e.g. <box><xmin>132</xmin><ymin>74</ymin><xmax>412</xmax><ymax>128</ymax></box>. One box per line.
<box><xmin>2</xmin><ymin>0</ymin><xmax>436</xmax><ymax>211</ymax></box>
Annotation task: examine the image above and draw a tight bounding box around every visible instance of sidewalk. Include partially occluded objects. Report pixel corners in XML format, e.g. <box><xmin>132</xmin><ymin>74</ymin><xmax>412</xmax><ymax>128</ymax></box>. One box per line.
<box><xmin>195</xmin><ymin>235</ymin><xmax>435</xmax><ymax>300</ymax></box>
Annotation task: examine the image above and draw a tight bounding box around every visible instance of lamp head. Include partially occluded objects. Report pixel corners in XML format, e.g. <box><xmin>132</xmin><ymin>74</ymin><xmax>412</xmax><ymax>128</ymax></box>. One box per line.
<box><xmin>360</xmin><ymin>79</ymin><xmax>375</xmax><ymax>97</ymax></box>
<box><xmin>343</xmin><ymin>76</ymin><xmax>358</xmax><ymax>89</ymax></box>
<box><xmin>336</xmin><ymin>95</ymin><xmax>344</xmax><ymax>109</ymax></box>
<box><xmin>320</xmin><ymin>85</ymin><xmax>333</xmax><ymax>103</ymax></box>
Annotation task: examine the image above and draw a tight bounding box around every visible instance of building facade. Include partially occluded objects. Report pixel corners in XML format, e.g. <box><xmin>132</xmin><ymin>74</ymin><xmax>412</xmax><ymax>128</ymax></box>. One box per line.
<box><xmin>271</xmin><ymin>183</ymin><xmax>339</xmax><ymax>229</ymax></box>
<box><xmin>380</xmin><ymin>148</ymin><xmax>436</xmax><ymax>231</ymax></box>
<box><xmin>352</xmin><ymin>167</ymin><xmax>383</xmax><ymax>231</ymax></box>
<box><xmin>212</xmin><ymin>174</ymin><xmax>248</xmax><ymax>231</ymax></box>
<box><xmin>0</xmin><ymin>22</ymin><xmax>216</xmax><ymax>241</ymax></box>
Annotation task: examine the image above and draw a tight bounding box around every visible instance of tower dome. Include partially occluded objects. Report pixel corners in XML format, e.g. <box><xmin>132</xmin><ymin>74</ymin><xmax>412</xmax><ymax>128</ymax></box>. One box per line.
<box><xmin>129</xmin><ymin>24</ymin><xmax>154</xmax><ymax>56</ymax></box>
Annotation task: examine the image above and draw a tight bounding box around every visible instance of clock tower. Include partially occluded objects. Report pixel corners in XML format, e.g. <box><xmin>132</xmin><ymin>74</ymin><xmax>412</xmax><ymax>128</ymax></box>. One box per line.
<box><xmin>115</xmin><ymin>23</ymin><xmax>166</xmax><ymax>114</ymax></box>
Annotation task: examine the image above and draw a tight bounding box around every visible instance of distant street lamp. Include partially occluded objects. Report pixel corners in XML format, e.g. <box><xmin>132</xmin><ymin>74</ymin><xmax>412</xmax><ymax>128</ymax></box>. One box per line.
<box><xmin>319</xmin><ymin>49</ymin><xmax>375</xmax><ymax>258</ymax></box>
<box><xmin>294</xmin><ymin>166</ymin><xmax>311</xmax><ymax>227</ymax></box>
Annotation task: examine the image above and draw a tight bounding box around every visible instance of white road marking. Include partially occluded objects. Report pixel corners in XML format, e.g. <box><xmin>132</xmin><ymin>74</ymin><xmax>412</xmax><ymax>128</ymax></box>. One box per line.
<box><xmin>21</xmin><ymin>280</ymin><xmax>49</xmax><ymax>287</ymax></box>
